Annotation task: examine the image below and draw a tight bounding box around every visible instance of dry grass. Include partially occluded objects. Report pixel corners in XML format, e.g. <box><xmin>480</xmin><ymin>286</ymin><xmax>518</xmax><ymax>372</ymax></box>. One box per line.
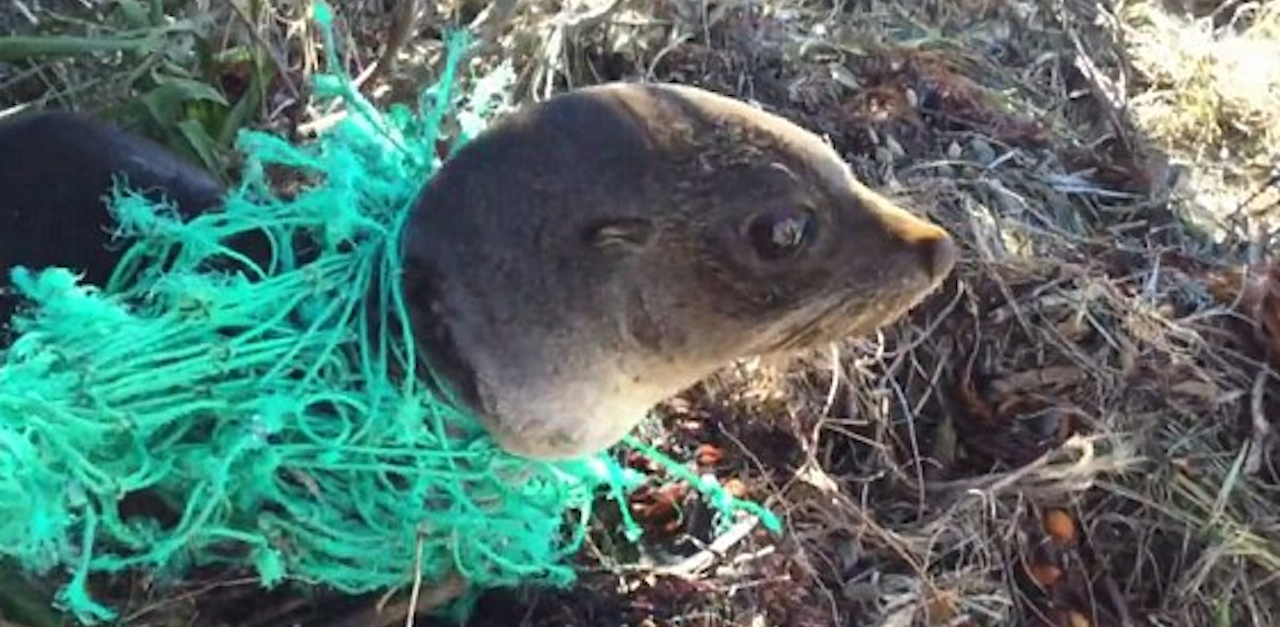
<box><xmin>1118</xmin><ymin>0</ymin><xmax>1280</xmax><ymax>242</ymax></box>
<box><xmin>4</xmin><ymin>0</ymin><xmax>1280</xmax><ymax>626</ymax></box>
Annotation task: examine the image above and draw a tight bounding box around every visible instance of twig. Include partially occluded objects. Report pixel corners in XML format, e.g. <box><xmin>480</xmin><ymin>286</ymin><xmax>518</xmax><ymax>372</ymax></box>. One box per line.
<box><xmin>224</xmin><ymin>0</ymin><xmax>301</xmax><ymax>100</ymax></box>
<box><xmin>363</xmin><ymin>0</ymin><xmax>419</xmax><ymax>88</ymax></box>
<box><xmin>469</xmin><ymin>0</ymin><xmax>524</xmax><ymax>43</ymax></box>
<box><xmin>651</xmin><ymin>515</ymin><xmax>763</xmax><ymax>578</ymax></box>
<box><xmin>1243</xmin><ymin>365</ymin><xmax>1273</xmax><ymax>475</ymax></box>
<box><xmin>404</xmin><ymin>530</ymin><xmax>426</xmax><ymax>627</ymax></box>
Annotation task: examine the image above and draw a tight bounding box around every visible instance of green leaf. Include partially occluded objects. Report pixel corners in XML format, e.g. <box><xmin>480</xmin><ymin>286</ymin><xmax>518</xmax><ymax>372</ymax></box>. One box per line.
<box><xmin>175</xmin><ymin>118</ymin><xmax>223</xmax><ymax>174</ymax></box>
<box><xmin>111</xmin><ymin>0</ymin><xmax>153</xmax><ymax>29</ymax></box>
<box><xmin>218</xmin><ymin>50</ymin><xmax>277</xmax><ymax>149</ymax></box>
<box><xmin>137</xmin><ymin>76</ymin><xmax>228</xmax><ymax>127</ymax></box>
<box><xmin>0</xmin><ymin>35</ymin><xmax>153</xmax><ymax>60</ymax></box>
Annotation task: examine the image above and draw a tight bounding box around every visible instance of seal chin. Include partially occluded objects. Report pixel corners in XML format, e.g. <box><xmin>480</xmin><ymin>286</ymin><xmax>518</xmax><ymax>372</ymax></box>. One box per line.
<box><xmin>482</xmin><ymin>413</ymin><xmax>645</xmax><ymax>462</ymax></box>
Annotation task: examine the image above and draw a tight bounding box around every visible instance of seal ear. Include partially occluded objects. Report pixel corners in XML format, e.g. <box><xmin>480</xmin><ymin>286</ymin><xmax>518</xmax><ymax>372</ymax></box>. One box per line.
<box><xmin>584</xmin><ymin>217</ymin><xmax>655</xmax><ymax>253</ymax></box>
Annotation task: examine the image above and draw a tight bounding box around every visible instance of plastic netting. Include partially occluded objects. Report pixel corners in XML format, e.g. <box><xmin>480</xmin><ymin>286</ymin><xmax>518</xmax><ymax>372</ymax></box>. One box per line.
<box><xmin>0</xmin><ymin>3</ymin><xmax>779</xmax><ymax>623</ymax></box>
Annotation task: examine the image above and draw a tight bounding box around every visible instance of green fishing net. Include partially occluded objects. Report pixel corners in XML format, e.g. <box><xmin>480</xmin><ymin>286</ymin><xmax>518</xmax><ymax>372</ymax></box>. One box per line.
<box><xmin>0</xmin><ymin>3</ymin><xmax>778</xmax><ymax>624</ymax></box>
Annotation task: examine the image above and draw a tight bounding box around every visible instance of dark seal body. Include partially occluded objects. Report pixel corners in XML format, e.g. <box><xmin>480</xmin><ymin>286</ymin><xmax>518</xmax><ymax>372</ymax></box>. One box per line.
<box><xmin>0</xmin><ymin>111</ymin><xmax>225</xmax><ymax>328</ymax></box>
<box><xmin>0</xmin><ymin>83</ymin><xmax>956</xmax><ymax>464</ymax></box>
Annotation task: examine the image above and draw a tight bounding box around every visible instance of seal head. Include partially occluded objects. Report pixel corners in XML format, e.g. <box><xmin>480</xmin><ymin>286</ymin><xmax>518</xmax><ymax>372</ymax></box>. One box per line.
<box><xmin>402</xmin><ymin>82</ymin><xmax>956</xmax><ymax>461</ymax></box>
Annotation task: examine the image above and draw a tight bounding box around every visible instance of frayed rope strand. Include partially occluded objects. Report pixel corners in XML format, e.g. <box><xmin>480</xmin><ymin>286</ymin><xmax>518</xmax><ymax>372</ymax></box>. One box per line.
<box><xmin>0</xmin><ymin>2</ymin><xmax>781</xmax><ymax>624</ymax></box>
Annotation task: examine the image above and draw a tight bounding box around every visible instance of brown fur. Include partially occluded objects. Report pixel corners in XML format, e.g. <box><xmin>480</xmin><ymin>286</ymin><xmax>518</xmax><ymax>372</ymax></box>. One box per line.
<box><xmin>401</xmin><ymin>82</ymin><xmax>957</xmax><ymax>461</ymax></box>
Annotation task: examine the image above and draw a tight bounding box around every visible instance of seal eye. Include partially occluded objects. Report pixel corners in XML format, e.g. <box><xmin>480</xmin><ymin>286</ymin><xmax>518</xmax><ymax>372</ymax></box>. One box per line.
<box><xmin>746</xmin><ymin>207</ymin><xmax>816</xmax><ymax>261</ymax></box>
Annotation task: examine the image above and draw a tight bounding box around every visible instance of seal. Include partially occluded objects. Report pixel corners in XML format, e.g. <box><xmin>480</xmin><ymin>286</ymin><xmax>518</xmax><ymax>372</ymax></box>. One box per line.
<box><xmin>0</xmin><ymin>111</ymin><xmax>226</xmax><ymax>328</ymax></box>
<box><xmin>401</xmin><ymin>81</ymin><xmax>956</xmax><ymax>461</ymax></box>
<box><xmin>0</xmin><ymin>82</ymin><xmax>955</xmax><ymax>465</ymax></box>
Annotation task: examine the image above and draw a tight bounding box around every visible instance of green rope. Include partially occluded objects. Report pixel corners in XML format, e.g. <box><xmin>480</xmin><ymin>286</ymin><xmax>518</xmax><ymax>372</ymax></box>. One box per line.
<box><xmin>0</xmin><ymin>3</ymin><xmax>780</xmax><ymax>624</ymax></box>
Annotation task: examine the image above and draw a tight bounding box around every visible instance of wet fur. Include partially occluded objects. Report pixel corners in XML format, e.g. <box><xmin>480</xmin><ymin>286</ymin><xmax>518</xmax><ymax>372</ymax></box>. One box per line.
<box><xmin>0</xmin><ymin>83</ymin><xmax>954</xmax><ymax>462</ymax></box>
<box><xmin>0</xmin><ymin>84</ymin><xmax>955</xmax><ymax>627</ymax></box>
<box><xmin>402</xmin><ymin>82</ymin><xmax>956</xmax><ymax>460</ymax></box>
<box><xmin>0</xmin><ymin>111</ymin><xmax>283</xmax><ymax>336</ymax></box>
<box><xmin>0</xmin><ymin>112</ymin><xmax>225</xmax><ymax>328</ymax></box>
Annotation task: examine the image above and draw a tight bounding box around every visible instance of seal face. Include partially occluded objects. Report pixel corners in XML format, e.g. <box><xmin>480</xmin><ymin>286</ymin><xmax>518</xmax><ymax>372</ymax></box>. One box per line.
<box><xmin>402</xmin><ymin>81</ymin><xmax>957</xmax><ymax>461</ymax></box>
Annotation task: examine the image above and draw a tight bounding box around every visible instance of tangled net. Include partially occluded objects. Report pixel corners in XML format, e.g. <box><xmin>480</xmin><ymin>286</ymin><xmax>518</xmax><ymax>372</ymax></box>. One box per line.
<box><xmin>0</xmin><ymin>3</ymin><xmax>778</xmax><ymax>624</ymax></box>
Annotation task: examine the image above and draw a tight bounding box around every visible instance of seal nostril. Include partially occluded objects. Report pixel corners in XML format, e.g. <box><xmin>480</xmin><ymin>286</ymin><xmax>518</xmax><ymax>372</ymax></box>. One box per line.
<box><xmin>923</xmin><ymin>234</ymin><xmax>957</xmax><ymax>280</ymax></box>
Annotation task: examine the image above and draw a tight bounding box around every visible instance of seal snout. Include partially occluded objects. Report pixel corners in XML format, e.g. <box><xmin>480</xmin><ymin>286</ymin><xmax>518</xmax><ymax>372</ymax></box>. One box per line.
<box><xmin>917</xmin><ymin>229</ymin><xmax>957</xmax><ymax>282</ymax></box>
<box><xmin>874</xmin><ymin>208</ymin><xmax>957</xmax><ymax>284</ymax></box>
